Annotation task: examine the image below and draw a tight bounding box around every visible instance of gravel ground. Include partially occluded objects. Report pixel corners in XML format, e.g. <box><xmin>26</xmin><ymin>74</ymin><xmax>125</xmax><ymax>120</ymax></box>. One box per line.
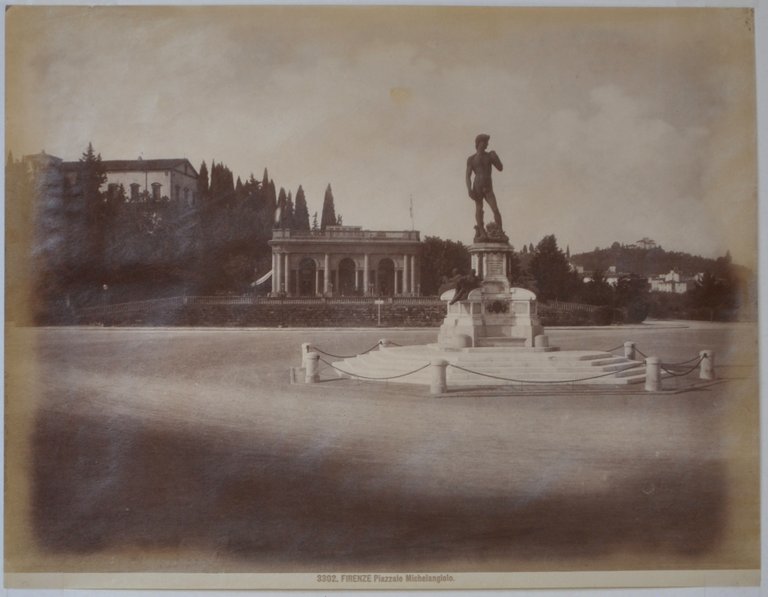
<box><xmin>5</xmin><ymin>321</ymin><xmax>759</xmax><ymax>575</ymax></box>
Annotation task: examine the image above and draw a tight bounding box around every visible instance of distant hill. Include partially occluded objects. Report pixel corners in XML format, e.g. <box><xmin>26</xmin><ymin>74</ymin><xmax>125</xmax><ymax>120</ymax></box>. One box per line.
<box><xmin>569</xmin><ymin>242</ymin><xmax>749</xmax><ymax>281</ymax></box>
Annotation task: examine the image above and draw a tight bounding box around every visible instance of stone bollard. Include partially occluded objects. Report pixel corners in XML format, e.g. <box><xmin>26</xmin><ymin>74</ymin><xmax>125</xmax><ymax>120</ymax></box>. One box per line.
<box><xmin>305</xmin><ymin>351</ymin><xmax>320</xmax><ymax>384</ymax></box>
<box><xmin>624</xmin><ymin>341</ymin><xmax>636</xmax><ymax>360</ymax></box>
<box><xmin>379</xmin><ymin>338</ymin><xmax>391</xmax><ymax>349</ymax></box>
<box><xmin>301</xmin><ymin>342</ymin><xmax>311</xmax><ymax>368</ymax></box>
<box><xmin>534</xmin><ymin>334</ymin><xmax>549</xmax><ymax>349</ymax></box>
<box><xmin>699</xmin><ymin>350</ymin><xmax>716</xmax><ymax>380</ymax></box>
<box><xmin>430</xmin><ymin>358</ymin><xmax>448</xmax><ymax>395</ymax></box>
<box><xmin>645</xmin><ymin>356</ymin><xmax>661</xmax><ymax>392</ymax></box>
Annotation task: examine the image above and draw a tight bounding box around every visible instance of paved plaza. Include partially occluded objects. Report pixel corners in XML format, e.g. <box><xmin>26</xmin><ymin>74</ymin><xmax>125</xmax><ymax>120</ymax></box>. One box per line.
<box><xmin>5</xmin><ymin>321</ymin><xmax>759</xmax><ymax>574</ymax></box>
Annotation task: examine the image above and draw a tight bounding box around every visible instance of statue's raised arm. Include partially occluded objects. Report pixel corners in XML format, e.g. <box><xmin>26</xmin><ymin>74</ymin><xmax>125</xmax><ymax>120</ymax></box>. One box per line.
<box><xmin>490</xmin><ymin>150</ymin><xmax>503</xmax><ymax>172</ymax></box>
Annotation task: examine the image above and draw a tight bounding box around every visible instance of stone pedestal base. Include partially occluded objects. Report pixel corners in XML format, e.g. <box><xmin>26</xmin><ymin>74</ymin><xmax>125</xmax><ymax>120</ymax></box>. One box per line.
<box><xmin>437</xmin><ymin>287</ymin><xmax>544</xmax><ymax>348</ymax></box>
<box><xmin>438</xmin><ymin>242</ymin><xmax>544</xmax><ymax>348</ymax></box>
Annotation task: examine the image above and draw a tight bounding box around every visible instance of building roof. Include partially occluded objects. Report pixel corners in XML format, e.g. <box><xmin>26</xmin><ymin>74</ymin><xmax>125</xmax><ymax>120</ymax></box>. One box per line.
<box><xmin>62</xmin><ymin>158</ymin><xmax>198</xmax><ymax>177</ymax></box>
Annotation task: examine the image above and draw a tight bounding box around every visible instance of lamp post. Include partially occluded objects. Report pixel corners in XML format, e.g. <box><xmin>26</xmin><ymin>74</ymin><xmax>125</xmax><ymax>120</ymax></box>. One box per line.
<box><xmin>101</xmin><ymin>283</ymin><xmax>109</xmax><ymax>326</ymax></box>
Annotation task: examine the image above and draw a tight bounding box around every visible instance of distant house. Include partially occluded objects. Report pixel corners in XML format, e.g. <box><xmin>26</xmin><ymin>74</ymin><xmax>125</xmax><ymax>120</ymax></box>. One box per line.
<box><xmin>61</xmin><ymin>157</ymin><xmax>199</xmax><ymax>205</ymax></box>
<box><xmin>648</xmin><ymin>269</ymin><xmax>699</xmax><ymax>294</ymax></box>
<box><xmin>635</xmin><ymin>237</ymin><xmax>658</xmax><ymax>250</ymax></box>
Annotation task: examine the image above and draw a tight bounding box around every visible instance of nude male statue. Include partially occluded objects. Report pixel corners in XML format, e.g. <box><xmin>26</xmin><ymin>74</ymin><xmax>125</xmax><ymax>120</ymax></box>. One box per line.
<box><xmin>466</xmin><ymin>134</ymin><xmax>504</xmax><ymax>241</ymax></box>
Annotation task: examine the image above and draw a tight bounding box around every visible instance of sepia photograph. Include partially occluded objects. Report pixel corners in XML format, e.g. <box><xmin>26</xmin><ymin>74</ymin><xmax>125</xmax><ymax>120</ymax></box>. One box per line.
<box><xmin>3</xmin><ymin>3</ymin><xmax>762</xmax><ymax>592</ymax></box>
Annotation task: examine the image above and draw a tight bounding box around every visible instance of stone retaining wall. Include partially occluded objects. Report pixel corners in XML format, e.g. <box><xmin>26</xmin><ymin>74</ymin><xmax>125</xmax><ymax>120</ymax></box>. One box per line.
<box><xmin>46</xmin><ymin>301</ymin><xmax>626</xmax><ymax>328</ymax></box>
<box><xmin>70</xmin><ymin>303</ymin><xmax>448</xmax><ymax>328</ymax></box>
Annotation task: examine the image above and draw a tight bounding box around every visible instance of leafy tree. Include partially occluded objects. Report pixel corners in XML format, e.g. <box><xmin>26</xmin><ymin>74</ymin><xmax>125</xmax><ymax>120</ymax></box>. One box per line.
<box><xmin>528</xmin><ymin>234</ymin><xmax>574</xmax><ymax>302</ymax></box>
<box><xmin>312</xmin><ymin>211</ymin><xmax>319</xmax><ymax>231</ymax></box>
<box><xmin>579</xmin><ymin>269</ymin><xmax>613</xmax><ymax>306</ymax></box>
<box><xmin>686</xmin><ymin>271</ymin><xmax>736</xmax><ymax>320</ymax></box>
<box><xmin>418</xmin><ymin>236</ymin><xmax>471</xmax><ymax>296</ymax></box>
<box><xmin>294</xmin><ymin>185</ymin><xmax>310</xmax><ymax>231</ymax></box>
<box><xmin>614</xmin><ymin>274</ymin><xmax>650</xmax><ymax>323</ymax></box>
<box><xmin>320</xmin><ymin>184</ymin><xmax>337</xmax><ymax>231</ymax></box>
<box><xmin>507</xmin><ymin>246</ymin><xmax>522</xmax><ymax>284</ymax></box>
<box><xmin>209</xmin><ymin>161</ymin><xmax>235</xmax><ymax>207</ymax></box>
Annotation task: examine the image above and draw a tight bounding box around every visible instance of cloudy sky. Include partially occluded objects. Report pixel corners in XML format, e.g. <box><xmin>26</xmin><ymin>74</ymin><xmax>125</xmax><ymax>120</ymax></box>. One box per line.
<box><xmin>6</xmin><ymin>5</ymin><xmax>758</xmax><ymax>265</ymax></box>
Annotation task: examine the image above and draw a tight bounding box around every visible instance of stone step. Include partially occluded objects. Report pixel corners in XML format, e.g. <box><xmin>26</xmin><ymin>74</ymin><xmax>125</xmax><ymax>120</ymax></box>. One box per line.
<box><xmin>574</xmin><ymin>352</ymin><xmax>615</xmax><ymax>361</ymax></box>
<box><xmin>475</xmin><ymin>337</ymin><xmax>528</xmax><ymax>347</ymax></box>
<box><xmin>354</xmin><ymin>352</ymin><xmax>640</xmax><ymax>373</ymax></box>
<box><xmin>597</xmin><ymin>360</ymin><xmax>644</xmax><ymax>372</ymax></box>
<box><xmin>330</xmin><ymin>346</ymin><xmax>677</xmax><ymax>388</ymax></box>
<box><xmin>621</xmin><ymin>373</ymin><xmax>648</xmax><ymax>385</ymax></box>
<box><xmin>588</xmin><ymin>356</ymin><xmax>632</xmax><ymax>367</ymax></box>
<box><xmin>454</xmin><ymin>354</ymin><xmax>613</xmax><ymax>366</ymax></box>
<box><xmin>341</xmin><ymin>359</ymin><xmax>640</xmax><ymax>380</ymax></box>
<box><xmin>612</xmin><ymin>366</ymin><xmax>648</xmax><ymax>378</ymax></box>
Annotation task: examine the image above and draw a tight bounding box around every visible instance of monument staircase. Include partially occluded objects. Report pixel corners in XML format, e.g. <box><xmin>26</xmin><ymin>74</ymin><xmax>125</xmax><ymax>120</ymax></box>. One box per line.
<box><xmin>332</xmin><ymin>344</ymin><xmax>655</xmax><ymax>387</ymax></box>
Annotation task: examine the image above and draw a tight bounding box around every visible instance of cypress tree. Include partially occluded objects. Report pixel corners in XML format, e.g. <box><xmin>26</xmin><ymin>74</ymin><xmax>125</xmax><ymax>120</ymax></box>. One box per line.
<box><xmin>276</xmin><ymin>187</ymin><xmax>287</xmax><ymax>228</ymax></box>
<box><xmin>285</xmin><ymin>190</ymin><xmax>294</xmax><ymax>229</ymax></box>
<box><xmin>294</xmin><ymin>186</ymin><xmax>310</xmax><ymax>231</ymax></box>
<box><xmin>235</xmin><ymin>176</ymin><xmax>244</xmax><ymax>202</ymax></box>
<box><xmin>79</xmin><ymin>142</ymin><xmax>108</xmax><ymax>281</ymax></box>
<box><xmin>197</xmin><ymin>161</ymin><xmax>209</xmax><ymax>202</ymax></box>
<box><xmin>320</xmin><ymin>184</ymin><xmax>337</xmax><ymax>231</ymax></box>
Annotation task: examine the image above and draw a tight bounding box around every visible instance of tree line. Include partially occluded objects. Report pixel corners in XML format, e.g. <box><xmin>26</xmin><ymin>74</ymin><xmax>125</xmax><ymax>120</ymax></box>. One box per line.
<box><xmin>6</xmin><ymin>143</ymin><xmax>343</xmax><ymax>319</ymax></box>
<box><xmin>419</xmin><ymin>234</ymin><xmax>750</xmax><ymax>322</ymax></box>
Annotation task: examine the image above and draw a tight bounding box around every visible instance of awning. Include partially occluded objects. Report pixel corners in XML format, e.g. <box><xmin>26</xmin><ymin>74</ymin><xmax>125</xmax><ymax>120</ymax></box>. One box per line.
<box><xmin>251</xmin><ymin>270</ymin><xmax>273</xmax><ymax>287</ymax></box>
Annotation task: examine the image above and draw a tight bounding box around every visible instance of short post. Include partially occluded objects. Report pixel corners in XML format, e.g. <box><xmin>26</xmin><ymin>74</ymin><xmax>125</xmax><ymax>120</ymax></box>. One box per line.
<box><xmin>379</xmin><ymin>338</ymin><xmax>391</xmax><ymax>349</ymax></box>
<box><xmin>305</xmin><ymin>351</ymin><xmax>320</xmax><ymax>384</ymax></box>
<box><xmin>699</xmin><ymin>350</ymin><xmax>716</xmax><ymax>380</ymax></box>
<box><xmin>534</xmin><ymin>334</ymin><xmax>549</xmax><ymax>349</ymax></box>
<box><xmin>301</xmin><ymin>342</ymin><xmax>311</xmax><ymax>368</ymax></box>
<box><xmin>645</xmin><ymin>356</ymin><xmax>661</xmax><ymax>392</ymax></box>
<box><xmin>624</xmin><ymin>341</ymin><xmax>636</xmax><ymax>360</ymax></box>
<box><xmin>430</xmin><ymin>358</ymin><xmax>448</xmax><ymax>395</ymax></box>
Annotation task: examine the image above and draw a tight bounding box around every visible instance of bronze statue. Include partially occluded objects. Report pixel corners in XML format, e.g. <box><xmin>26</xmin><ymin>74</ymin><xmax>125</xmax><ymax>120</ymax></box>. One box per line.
<box><xmin>438</xmin><ymin>268</ymin><xmax>482</xmax><ymax>305</ymax></box>
<box><xmin>466</xmin><ymin>134</ymin><xmax>507</xmax><ymax>242</ymax></box>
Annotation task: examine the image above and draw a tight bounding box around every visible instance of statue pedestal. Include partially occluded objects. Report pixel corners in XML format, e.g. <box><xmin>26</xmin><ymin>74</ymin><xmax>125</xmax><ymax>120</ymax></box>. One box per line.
<box><xmin>437</xmin><ymin>242</ymin><xmax>544</xmax><ymax>348</ymax></box>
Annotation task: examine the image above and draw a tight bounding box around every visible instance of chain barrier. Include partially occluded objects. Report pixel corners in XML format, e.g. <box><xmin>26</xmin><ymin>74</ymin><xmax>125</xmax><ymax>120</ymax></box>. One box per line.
<box><xmin>660</xmin><ymin>356</ymin><xmax>705</xmax><ymax>378</ymax></box>
<box><xmin>447</xmin><ymin>362</ymin><xmax>641</xmax><ymax>385</ymax></box>
<box><xmin>319</xmin><ymin>357</ymin><xmax>430</xmax><ymax>381</ymax></box>
<box><xmin>661</xmin><ymin>355</ymin><xmax>702</xmax><ymax>367</ymax></box>
<box><xmin>602</xmin><ymin>344</ymin><xmax>626</xmax><ymax>354</ymax></box>
<box><xmin>309</xmin><ymin>342</ymin><xmax>382</xmax><ymax>359</ymax></box>
<box><xmin>310</xmin><ymin>340</ymin><xmax>706</xmax><ymax>385</ymax></box>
